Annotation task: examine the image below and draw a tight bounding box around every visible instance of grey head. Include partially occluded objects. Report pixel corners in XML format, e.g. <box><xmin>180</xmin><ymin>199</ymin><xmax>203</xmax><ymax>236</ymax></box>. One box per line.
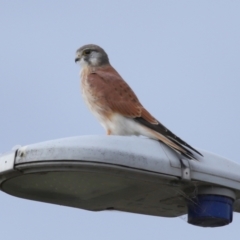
<box><xmin>75</xmin><ymin>44</ymin><xmax>109</xmax><ymax>67</ymax></box>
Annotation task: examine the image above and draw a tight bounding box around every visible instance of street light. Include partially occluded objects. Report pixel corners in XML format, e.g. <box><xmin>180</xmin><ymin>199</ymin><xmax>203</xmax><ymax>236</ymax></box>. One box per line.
<box><xmin>0</xmin><ymin>135</ymin><xmax>239</xmax><ymax>227</ymax></box>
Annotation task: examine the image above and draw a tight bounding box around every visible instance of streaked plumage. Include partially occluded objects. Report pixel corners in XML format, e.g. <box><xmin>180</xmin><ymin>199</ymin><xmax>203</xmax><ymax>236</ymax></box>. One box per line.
<box><xmin>75</xmin><ymin>44</ymin><xmax>202</xmax><ymax>160</ymax></box>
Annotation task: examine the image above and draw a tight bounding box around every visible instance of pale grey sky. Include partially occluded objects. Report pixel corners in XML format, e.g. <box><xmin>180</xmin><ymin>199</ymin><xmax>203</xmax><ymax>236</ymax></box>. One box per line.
<box><xmin>1</xmin><ymin>1</ymin><xmax>240</xmax><ymax>239</ymax></box>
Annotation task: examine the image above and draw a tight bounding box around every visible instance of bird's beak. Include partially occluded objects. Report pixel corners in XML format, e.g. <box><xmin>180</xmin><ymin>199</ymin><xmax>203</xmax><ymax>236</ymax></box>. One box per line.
<box><xmin>75</xmin><ymin>57</ymin><xmax>80</xmax><ymax>63</ymax></box>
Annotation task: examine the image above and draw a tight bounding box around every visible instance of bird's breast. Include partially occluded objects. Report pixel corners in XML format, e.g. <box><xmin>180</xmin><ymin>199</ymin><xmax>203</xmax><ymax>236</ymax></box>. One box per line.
<box><xmin>81</xmin><ymin>74</ymin><xmax>110</xmax><ymax>129</ymax></box>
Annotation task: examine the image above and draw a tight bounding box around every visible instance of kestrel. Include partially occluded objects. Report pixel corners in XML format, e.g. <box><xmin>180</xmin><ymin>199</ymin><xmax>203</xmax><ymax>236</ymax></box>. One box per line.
<box><xmin>75</xmin><ymin>44</ymin><xmax>202</xmax><ymax>160</ymax></box>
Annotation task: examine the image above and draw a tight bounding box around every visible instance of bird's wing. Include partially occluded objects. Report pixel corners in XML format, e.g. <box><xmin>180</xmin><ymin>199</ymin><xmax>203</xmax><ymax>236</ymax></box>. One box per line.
<box><xmin>88</xmin><ymin>67</ymin><xmax>202</xmax><ymax>159</ymax></box>
<box><xmin>88</xmin><ymin>66</ymin><xmax>157</xmax><ymax>123</ymax></box>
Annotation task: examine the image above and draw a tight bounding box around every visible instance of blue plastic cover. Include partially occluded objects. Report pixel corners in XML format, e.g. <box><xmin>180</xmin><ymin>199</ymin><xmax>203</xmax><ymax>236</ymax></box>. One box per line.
<box><xmin>188</xmin><ymin>195</ymin><xmax>233</xmax><ymax>227</ymax></box>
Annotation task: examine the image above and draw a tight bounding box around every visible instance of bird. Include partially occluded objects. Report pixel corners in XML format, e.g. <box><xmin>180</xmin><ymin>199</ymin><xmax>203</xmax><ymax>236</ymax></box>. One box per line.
<box><xmin>75</xmin><ymin>44</ymin><xmax>202</xmax><ymax>160</ymax></box>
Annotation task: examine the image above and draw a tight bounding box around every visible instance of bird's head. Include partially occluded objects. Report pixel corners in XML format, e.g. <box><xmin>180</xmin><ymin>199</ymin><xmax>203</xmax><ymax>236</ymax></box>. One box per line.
<box><xmin>75</xmin><ymin>44</ymin><xmax>109</xmax><ymax>67</ymax></box>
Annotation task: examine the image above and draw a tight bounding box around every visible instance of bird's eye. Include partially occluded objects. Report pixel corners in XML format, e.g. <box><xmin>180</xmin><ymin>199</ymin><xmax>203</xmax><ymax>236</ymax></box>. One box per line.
<box><xmin>83</xmin><ymin>50</ymin><xmax>91</xmax><ymax>55</ymax></box>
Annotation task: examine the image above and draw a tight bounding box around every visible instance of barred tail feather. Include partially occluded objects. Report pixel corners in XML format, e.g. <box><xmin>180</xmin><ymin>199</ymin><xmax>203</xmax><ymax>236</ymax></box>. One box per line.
<box><xmin>134</xmin><ymin>117</ymin><xmax>202</xmax><ymax>160</ymax></box>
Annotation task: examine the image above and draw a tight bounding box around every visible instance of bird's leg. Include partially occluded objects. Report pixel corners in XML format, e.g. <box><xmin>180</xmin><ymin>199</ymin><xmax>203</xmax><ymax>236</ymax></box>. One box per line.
<box><xmin>107</xmin><ymin>129</ymin><xmax>112</xmax><ymax>135</ymax></box>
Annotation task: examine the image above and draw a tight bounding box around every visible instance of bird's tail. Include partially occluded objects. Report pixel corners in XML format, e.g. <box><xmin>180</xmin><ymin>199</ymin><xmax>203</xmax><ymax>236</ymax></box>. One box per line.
<box><xmin>134</xmin><ymin>117</ymin><xmax>202</xmax><ymax>160</ymax></box>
